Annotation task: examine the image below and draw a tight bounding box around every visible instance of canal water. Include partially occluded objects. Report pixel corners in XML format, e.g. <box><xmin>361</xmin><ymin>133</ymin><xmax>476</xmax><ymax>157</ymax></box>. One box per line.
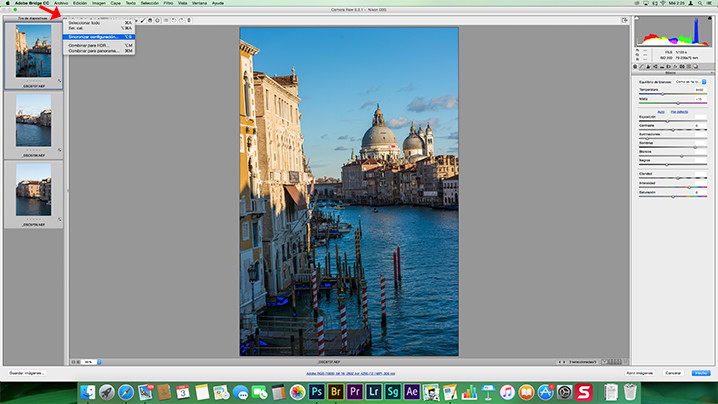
<box><xmin>16</xmin><ymin>197</ymin><xmax>51</xmax><ymax>216</ymax></box>
<box><xmin>17</xmin><ymin>53</ymin><xmax>51</xmax><ymax>78</ymax></box>
<box><xmin>16</xmin><ymin>123</ymin><xmax>51</xmax><ymax>147</ymax></box>
<box><xmin>270</xmin><ymin>205</ymin><xmax>459</xmax><ymax>356</ymax></box>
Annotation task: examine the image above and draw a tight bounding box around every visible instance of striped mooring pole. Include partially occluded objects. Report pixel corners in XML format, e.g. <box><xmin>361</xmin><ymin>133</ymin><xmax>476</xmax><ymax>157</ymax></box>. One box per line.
<box><xmin>380</xmin><ymin>274</ymin><xmax>387</xmax><ymax>327</ymax></box>
<box><xmin>317</xmin><ymin>316</ymin><xmax>325</xmax><ymax>356</ymax></box>
<box><xmin>339</xmin><ymin>293</ymin><xmax>348</xmax><ymax>352</ymax></box>
<box><xmin>311</xmin><ymin>269</ymin><xmax>318</xmax><ymax>318</ymax></box>
<box><xmin>361</xmin><ymin>279</ymin><xmax>368</xmax><ymax>329</ymax></box>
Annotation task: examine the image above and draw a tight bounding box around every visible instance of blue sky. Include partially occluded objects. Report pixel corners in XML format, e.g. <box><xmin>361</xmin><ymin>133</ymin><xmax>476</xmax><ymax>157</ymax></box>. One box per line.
<box><xmin>241</xmin><ymin>27</ymin><xmax>458</xmax><ymax>178</ymax></box>
<box><xmin>16</xmin><ymin>93</ymin><xmax>51</xmax><ymax>116</ymax></box>
<box><xmin>17</xmin><ymin>24</ymin><xmax>52</xmax><ymax>46</ymax></box>
<box><xmin>16</xmin><ymin>163</ymin><xmax>51</xmax><ymax>183</ymax></box>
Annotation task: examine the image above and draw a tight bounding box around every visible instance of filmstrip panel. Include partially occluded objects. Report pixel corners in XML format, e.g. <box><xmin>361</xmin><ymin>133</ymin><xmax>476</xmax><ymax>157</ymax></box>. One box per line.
<box><xmin>3</xmin><ymin>160</ymin><xmax>63</xmax><ymax>229</ymax></box>
<box><xmin>4</xmin><ymin>21</ymin><xmax>63</xmax><ymax>90</ymax></box>
<box><xmin>4</xmin><ymin>91</ymin><xmax>63</xmax><ymax>160</ymax></box>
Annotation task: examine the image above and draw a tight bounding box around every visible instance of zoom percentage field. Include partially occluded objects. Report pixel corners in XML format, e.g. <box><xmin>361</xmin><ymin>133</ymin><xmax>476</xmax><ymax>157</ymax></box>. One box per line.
<box><xmin>62</xmin><ymin>17</ymin><xmax>135</xmax><ymax>55</ymax></box>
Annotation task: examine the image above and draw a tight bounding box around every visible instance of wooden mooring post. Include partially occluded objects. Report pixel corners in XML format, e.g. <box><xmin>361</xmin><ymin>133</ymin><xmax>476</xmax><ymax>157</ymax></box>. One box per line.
<box><xmin>291</xmin><ymin>277</ymin><xmax>297</xmax><ymax>317</ymax></box>
<box><xmin>326</xmin><ymin>253</ymin><xmax>331</xmax><ymax>277</ymax></box>
<box><xmin>393</xmin><ymin>251</ymin><xmax>398</xmax><ymax>288</ymax></box>
<box><xmin>397</xmin><ymin>246</ymin><xmax>402</xmax><ymax>281</ymax></box>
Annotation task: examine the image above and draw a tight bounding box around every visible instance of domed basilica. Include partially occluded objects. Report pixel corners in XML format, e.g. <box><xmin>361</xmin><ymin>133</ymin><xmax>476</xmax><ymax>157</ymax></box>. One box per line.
<box><xmin>358</xmin><ymin>105</ymin><xmax>434</xmax><ymax>164</ymax></box>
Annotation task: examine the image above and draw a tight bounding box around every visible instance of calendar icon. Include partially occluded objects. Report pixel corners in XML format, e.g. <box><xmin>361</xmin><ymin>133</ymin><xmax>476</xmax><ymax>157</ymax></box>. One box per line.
<box><xmin>176</xmin><ymin>385</ymin><xmax>191</xmax><ymax>400</ymax></box>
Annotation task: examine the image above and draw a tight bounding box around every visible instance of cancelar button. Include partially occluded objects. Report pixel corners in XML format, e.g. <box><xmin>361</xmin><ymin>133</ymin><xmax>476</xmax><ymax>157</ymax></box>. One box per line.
<box><xmin>664</xmin><ymin>370</ymin><xmax>684</xmax><ymax>376</ymax></box>
<box><xmin>692</xmin><ymin>370</ymin><xmax>711</xmax><ymax>376</ymax></box>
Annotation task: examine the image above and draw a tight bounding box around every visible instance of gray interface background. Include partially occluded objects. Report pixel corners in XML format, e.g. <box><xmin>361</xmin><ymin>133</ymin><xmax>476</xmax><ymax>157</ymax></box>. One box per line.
<box><xmin>4</xmin><ymin>25</ymin><xmax>629</xmax><ymax>364</ymax></box>
<box><xmin>458</xmin><ymin>25</ymin><xmax>630</xmax><ymax>360</ymax></box>
<box><xmin>4</xmin><ymin>230</ymin><xmax>63</xmax><ymax>365</ymax></box>
<box><xmin>67</xmin><ymin>26</ymin><xmax>241</xmax><ymax>359</ymax></box>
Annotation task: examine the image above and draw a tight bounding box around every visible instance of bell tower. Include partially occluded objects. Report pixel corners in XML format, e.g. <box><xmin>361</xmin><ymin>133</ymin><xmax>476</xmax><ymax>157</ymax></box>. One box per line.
<box><xmin>425</xmin><ymin>123</ymin><xmax>434</xmax><ymax>156</ymax></box>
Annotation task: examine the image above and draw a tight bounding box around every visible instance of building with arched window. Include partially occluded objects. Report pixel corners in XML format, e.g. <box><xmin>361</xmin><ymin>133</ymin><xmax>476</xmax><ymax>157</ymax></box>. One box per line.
<box><xmin>253</xmin><ymin>66</ymin><xmax>310</xmax><ymax>296</ymax></box>
<box><xmin>240</xmin><ymin>39</ymin><xmax>266</xmax><ymax>322</ymax></box>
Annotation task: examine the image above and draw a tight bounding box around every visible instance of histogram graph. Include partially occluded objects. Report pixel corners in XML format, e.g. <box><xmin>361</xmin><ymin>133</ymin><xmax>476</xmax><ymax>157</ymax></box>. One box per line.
<box><xmin>635</xmin><ymin>16</ymin><xmax>712</xmax><ymax>47</ymax></box>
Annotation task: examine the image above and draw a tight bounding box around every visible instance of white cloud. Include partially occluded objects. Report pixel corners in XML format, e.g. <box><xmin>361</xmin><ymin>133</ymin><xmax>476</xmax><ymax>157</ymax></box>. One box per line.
<box><xmin>387</xmin><ymin>116</ymin><xmax>409</xmax><ymax>129</ymax></box>
<box><xmin>408</xmin><ymin>95</ymin><xmax>458</xmax><ymax>112</ymax></box>
<box><xmin>415</xmin><ymin>118</ymin><xmax>440</xmax><ymax>130</ymax></box>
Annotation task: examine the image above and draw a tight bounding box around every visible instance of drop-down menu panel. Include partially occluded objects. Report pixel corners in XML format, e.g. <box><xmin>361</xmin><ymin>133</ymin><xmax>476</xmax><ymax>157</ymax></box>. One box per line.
<box><xmin>63</xmin><ymin>17</ymin><xmax>135</xmax><ymax>56</ymax></box>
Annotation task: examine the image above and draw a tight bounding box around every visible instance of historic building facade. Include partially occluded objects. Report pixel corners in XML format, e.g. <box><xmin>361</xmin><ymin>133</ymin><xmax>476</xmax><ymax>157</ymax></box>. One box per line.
<box><xmin>312</xmin><ymin>177</ymin><xmax>343</xmax><ymax>200</ymax></box>
<box><xmin>341</xmin><ymin>158</ymin><xmax>382</xmax><ymax>200</ymax></box>
<box><xmin>38</xmin><ymin>110</ymin><xmax>51</xmax><ymax>127</ymax></box>
<box><xmin>240</xmin><ymin>40</ymin><xmax>266</xmax><ymax>319</ymax></box>
<box><xmin>442</xmin><ymin>174</ymin><xmax>458</xmax><ymax>206</ymax></box>
<box><xmin>416</xmin><ymin>155</ymin><xmax>459</xmax><ymax>205</ymax></box>
<box><xmin>15</xmin><ymin>27</ymin><xmax>27</xmax><ymax>53</ymax></box>
<box><xmin>16</xmin><ymin>180</ymin><xmax>41</xmax><ymax>198</ymax></box>
<box><xmin>39</xmin><ymin>178</ymin><xmax>51</xmax><ymax>202</ymax></box>
<box><xmin>254</xmin><ymin>67</ymin><xmax>311</xmax><ymax>296</ymax></box>
<box><xmin>342</xmin><ymin>105</ymin><xmax>456</xmax><ymax>205</ymax></box>
<box><xmin>30</xmin><ymin>38</ymin><xmax>51</xmax><ymax>53</ymax></box>
<box><xmin>16</xmin><ymin>109</ymin><xmax>51</xmax><ymax>126</ymax></box>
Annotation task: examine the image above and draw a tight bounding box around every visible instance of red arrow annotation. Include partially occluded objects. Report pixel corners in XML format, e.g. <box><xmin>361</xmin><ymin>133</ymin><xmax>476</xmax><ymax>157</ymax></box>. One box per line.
<box><xmin>38</xmin><ymin>6</ymin><xmax>61</xmax><ymax>20</ymax></box>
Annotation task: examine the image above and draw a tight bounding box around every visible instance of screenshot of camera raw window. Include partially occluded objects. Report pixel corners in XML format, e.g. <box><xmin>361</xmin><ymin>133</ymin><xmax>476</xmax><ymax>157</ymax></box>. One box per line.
<box><xmin>0</xmin><ymin>2</ymin><xmax>716</xmax><ymax>384</ymax></box>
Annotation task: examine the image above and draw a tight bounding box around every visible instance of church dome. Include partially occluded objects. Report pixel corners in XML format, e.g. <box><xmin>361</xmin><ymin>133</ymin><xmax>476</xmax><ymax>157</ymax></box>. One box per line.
<box><xmin>361</xmin><ymin>105</ymin><xmax>398</xmax><ymax>148</ymax></box>
<box><xmin>403</xmin><ymin>133</ymin><xmax>424</xmax><ymax>151</ymax></box>
<box><xmin>362</xmin><ymin>126</ymin><xmax>398</xmax><ymax>148</ymax></box>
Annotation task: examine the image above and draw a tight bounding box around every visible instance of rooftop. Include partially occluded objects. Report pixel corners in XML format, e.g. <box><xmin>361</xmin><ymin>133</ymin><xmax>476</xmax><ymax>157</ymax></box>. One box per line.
<box><xmin>239</xmin><ymin>40</ymin><xmax>260</xmax><ymax>55</ymax></box>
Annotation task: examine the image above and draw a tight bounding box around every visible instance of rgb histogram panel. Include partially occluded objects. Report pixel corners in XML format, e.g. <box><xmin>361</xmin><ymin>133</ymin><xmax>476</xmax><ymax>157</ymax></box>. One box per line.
<box><xmin>636</xmin><ymin>16</ymin><xmax>712</xmax><ymax>47</ymax></box>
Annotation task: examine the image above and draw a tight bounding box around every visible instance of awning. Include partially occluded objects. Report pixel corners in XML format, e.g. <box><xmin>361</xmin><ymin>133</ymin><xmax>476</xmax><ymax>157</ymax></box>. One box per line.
<box><xmin>284</xmin><ymin>185</ymin><xmax>308</xmax><ymax>210</ymax></box>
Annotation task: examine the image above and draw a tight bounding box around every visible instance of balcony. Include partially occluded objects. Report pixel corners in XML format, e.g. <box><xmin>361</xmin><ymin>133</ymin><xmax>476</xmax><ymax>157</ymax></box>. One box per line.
<box><xmin>241</xmin><ymin>197</ymin><xmax>266</xmax><ymax>217</ymax></box>
<box><xmin>250</xmin><ymin>197</ymin><xmax>266</xmax><ymax>216</ymax></box>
